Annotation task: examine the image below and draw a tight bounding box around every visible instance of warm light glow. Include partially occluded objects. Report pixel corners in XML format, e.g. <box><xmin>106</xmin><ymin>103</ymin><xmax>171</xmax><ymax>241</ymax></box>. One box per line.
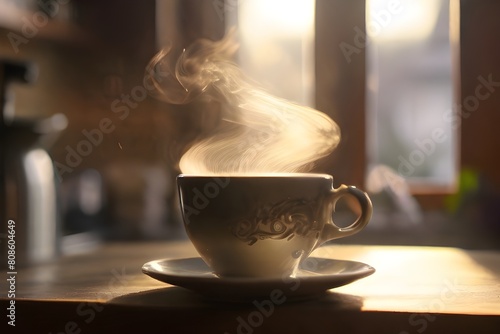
<box><xmin>235</xmin><ymin>0</ymin><xmax>316</xmax><ymax>106</ymax></box>
<box><xmin>367</xmin><ymin>0</ymin><xmax>441</xmax><ymax>41</ymax></box>
<box><xmin>239</xmin><ymin>0</ymin><xmax>315</xmax><ymax>37</ymax></box>
<box><xmin>366</xmin><ymin>0</ymin><xmax>458</xmax><ymax>190</ymax></box>
<box><xmin>313</xmin><ymin>245</ymin><xmax>498</xmax><ymax>315</ymax></box>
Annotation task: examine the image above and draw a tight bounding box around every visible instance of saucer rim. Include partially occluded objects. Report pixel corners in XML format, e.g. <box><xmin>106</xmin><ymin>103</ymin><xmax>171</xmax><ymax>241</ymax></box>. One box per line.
<box><xmin>142</xmin><ymin>256</ymin><xmax>375</xmax><ymax>301</ymax></box>
<box><xmin>142</xmin><ymin>256</ymin><xmax>375</xmax><ymax>282</ymax></box>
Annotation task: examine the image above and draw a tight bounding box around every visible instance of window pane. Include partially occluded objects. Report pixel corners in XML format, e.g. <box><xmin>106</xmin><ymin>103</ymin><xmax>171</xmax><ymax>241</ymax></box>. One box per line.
<box><xmin>231</xmin><ymin>0</ymin><xmax>316</xmax><ymax>107</ymax></box>
<box><xmin>366</xmin><ymin>0</ymin><xmax>458</xmax><ymax>192</ymax></box>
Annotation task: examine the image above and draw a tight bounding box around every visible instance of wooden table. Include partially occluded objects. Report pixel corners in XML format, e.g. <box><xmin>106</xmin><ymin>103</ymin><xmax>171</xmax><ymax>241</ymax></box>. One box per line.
<box><xmin>1</xmin><ymin>241</ymin><xmax>499</xmax><ymax>333</ymax></box>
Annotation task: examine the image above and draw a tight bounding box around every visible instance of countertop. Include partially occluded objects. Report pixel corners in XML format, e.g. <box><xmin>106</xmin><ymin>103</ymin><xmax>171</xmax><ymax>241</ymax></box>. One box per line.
<box><xmin>1</xmin><ymin>241</ymin><xmax>500</xmax><ymax>333</ymax></box>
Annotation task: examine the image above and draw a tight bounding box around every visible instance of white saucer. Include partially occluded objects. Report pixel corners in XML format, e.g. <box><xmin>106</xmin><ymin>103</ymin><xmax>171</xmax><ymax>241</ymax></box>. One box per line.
<box><xmin>142</xmin><ymin>257</ymin><xmax>375</xmax><ymax>302</ymax></box>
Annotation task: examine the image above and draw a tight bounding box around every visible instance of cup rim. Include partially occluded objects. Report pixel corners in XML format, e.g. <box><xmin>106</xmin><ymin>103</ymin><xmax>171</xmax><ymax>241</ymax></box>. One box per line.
<box><xmin>177</xmin><ymin>173</ymin><xmax>333</xmax><ymax>181</ymax></box>
<box><xmin>177</xmin><ymin>173</ymin><xmax>332</xmax><ymax>179</ymax></box>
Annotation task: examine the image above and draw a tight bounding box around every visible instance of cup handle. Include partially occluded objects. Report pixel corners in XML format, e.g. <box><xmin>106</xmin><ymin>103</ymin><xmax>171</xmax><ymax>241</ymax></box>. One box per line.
<box><xmin>320</xmin><ymin>185</ymin><xmax>373</xmax><ymax>244</ymax></box>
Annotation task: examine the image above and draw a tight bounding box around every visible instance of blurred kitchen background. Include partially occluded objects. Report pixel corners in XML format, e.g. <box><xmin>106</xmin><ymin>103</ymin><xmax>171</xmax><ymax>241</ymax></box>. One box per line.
<box><xmin>1</xmin><ymin>0</ymin><xmax>499</xmax><ymax>265</ymax></box>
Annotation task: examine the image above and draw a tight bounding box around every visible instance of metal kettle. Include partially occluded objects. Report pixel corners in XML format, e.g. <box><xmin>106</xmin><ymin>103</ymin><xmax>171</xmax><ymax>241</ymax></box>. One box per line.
<box><xmin>1</xmin><ymin>60</ymin><xmax>65</xmax><ymax>267</ymax></box>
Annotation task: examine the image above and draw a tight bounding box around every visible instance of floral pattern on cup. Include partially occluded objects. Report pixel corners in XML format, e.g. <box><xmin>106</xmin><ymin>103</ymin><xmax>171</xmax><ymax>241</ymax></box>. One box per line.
<box><xmin>231</xmin><ymin>199</ymin><xmax>321</xmax><ymax>245</ymax></box>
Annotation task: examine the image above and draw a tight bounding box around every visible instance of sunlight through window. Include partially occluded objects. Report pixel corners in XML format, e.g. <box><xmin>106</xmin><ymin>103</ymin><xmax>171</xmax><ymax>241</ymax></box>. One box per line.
<box><xmin>229</xmin><ymin>0</ymin><xmax>315</xmax><ymax>107</ymax></box>
<box><xmin>366</xmin><ymin>0</ymin><xmax>460</xmax><ymax>192</ymax></box>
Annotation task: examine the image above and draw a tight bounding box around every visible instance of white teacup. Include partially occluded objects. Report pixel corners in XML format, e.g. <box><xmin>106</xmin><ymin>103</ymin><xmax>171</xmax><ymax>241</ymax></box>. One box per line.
<box><xmin>177</xmin><ymin>173</ymin><xmax>372</xmax><ymax>278</ymax></box>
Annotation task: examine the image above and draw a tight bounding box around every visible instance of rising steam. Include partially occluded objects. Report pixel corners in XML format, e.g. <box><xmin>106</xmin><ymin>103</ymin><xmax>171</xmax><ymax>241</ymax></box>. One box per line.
<box><xmin>146</xmin><ymin>30</ymin><xmax>340</xmax><ymax>175</ymax></box>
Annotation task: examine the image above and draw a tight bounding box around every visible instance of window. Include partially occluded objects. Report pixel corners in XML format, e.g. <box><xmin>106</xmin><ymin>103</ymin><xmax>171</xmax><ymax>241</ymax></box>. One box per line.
<box><xmin>228</xmin><ymin>0</ymin><xmax>316</xmax><ymax>107</ymax></box>
<box><xmin>233</xmin><ymin>0</ymin><xmax>459</xmax><ymax>194</ymax></box>
<box><xmin>366</xmin><ymin>0</ymin><xmax>460</xmax><ymax>193</ymax></box>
